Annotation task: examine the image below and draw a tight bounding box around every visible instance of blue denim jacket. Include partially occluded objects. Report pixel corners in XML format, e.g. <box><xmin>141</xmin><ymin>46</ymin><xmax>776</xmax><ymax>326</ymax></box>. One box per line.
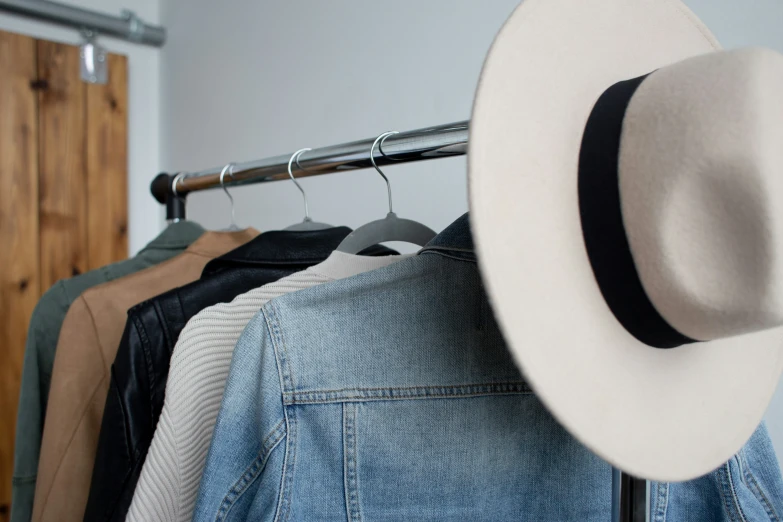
<box><xmin>194</xmin><ymin>214</ymin><xmax>783</xmax><ymax>522</ymax></box>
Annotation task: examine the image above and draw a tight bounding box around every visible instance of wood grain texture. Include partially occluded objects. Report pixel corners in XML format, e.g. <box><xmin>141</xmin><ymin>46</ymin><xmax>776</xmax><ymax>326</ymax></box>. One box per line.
<box><xmin>37</xmin><ymin>40</ymin><xmax>87</xmax><ymax>292</ymax></box>
<box><xmin>87</xmin><ymin>53</ymin><xmax>128</xmax><ymax>268</ymax></box>
<box><xmin>0</xmin><ymin>30</ymin><xmax>39</xmax><ymax>522</ymax></box>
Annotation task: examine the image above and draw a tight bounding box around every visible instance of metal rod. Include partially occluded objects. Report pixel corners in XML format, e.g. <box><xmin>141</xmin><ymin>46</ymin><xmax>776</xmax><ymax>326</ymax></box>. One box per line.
<box><xmin>0</xmin><ymin>0</ymin><xmax>165</xmax><ymax>47</ymax></box>
<box><xmin>157</xmin><ymin>121</ymin><xmax>468</xmax><ymax>199</ymax></box>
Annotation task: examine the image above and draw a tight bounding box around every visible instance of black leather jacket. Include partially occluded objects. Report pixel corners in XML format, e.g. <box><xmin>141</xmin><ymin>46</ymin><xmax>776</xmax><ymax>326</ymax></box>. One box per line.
<box><xmin>82</xmin><ymin>227</ymin><xmax>396</xmax><ymax>522</ymax></box>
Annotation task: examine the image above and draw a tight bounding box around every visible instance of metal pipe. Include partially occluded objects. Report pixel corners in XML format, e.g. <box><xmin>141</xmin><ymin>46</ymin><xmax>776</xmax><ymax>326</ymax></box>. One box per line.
<box><xmin>161</xmin><ymin>121</ymin><xmax>468</xmax><ymax>198</ymax></box>
<box><xmin>0</xmin><ymin>0</ymin><xmax>165</xmax><ymax>47</ymax></box>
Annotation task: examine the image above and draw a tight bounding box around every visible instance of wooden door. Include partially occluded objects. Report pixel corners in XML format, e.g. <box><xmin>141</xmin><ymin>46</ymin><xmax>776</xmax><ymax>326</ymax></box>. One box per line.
<box><xmin>0</xmin><ymin>29</ymin><xmax>40</xmax><ymax>522</ymax></box>
<box><xmin>0</xmin><ymin>29</ymin><xmax>128</xmax><ymax>522</ymax></box>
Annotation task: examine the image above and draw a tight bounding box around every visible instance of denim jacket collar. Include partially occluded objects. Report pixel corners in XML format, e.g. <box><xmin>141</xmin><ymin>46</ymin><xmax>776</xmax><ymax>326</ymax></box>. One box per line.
<box><xmin>419</xmin><ymin>213</ymin><xmax>475</xmax><ymax>261</ymax></box>
<box><xmin>202</xmin><ymin>226</ymin><xmax>397</xmax><ymax>276</ymax></box>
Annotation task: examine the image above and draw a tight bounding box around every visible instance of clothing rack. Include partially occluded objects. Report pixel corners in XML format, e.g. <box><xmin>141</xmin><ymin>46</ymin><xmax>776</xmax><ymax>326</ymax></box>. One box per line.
<box><xmin>150</xmin><ymin>121</ymin><xmax>469</xmax><ymax>220</ymax></box>
<box><xmin>150</xmin><ymin>119</ymin><xmax>648</xmax><ymax>522</ymax></box>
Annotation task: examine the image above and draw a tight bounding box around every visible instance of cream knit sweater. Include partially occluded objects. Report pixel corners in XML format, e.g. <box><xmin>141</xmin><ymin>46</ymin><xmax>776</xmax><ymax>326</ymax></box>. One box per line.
<box><xmin>126</xmin><ymin>252</ymin><xmax>407</xmax><ymax>522</ymax></box>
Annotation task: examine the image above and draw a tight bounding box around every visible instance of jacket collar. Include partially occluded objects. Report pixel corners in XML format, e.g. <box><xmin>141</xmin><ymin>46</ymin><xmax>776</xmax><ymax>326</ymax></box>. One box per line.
<box><xmin>202</xmin><ymin>226</ymin><xmax>397</xmax><ymax>276</ymax></box>
<box><xmin>420</xmin><ymin>213</ymin><xmax>474</xmax><ymax>255</ymax></box>
<box><xmin>184</xmin><ymin>228</ymin><xmax>260</xmax><ymax>259</ymax></box>
<box><xmin>138</xmin><ymin>221</ymin><xmax>206</xmax><ymax>253</ymax></box>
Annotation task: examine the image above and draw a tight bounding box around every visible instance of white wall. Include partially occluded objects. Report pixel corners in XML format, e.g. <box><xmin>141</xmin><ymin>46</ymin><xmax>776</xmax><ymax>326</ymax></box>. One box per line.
<box><xmin>160</xmin><ymin>1</ymin><xmax>783</xmax><ymax>467</ymax></box>
<box><xmin>0</xmin><ymin>0</ymin><xmax>161</xmax><ymax>255</ymax></box>
<box><xmin>159</xmin><ymin>1</ymin><xmax>519</xmax><ymax>237</ymax></box>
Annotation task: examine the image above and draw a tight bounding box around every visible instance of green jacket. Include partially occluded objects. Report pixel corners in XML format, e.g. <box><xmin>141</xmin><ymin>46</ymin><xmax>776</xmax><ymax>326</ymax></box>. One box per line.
<box><xmin>10</xmin><ymin>221</ymin><xmax>204</xmax><ymax>522</ymax></box>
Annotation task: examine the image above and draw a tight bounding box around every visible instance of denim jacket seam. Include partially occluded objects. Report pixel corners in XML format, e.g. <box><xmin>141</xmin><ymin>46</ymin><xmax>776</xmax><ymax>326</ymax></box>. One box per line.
<box><xmin>276</xmin><ymin>406</ymin><xmax>297</xmax><ymax>522</ymax></box>
<box><xmin>268</xmin><ymin>302</ymin><xmax>296</xmax><ymax>394</ymax></box>
<box><xmin>738</xmin><ymin>447</ymin><xmax>781</xmax><ymax>522</ymax></box>
<box><xmin>343</xmin><ymin>403</ymin><xmax>362</xmax><ymax>522</ymax></box>
<box><xmin>284</xmin><ymin>382</ymin><xmax>532</xmax><ymax>405</ymax></box>
<box><xmin>213</xmin><ymin>420</ymin><xmax>286</xmax><ymax>522</ymax></box>
<box><xmin>419</xmin><ymin>245</ymin><xmax>475</xmax><ymax>255</ymax></box>
<box><xmin>264</xmin><ymin>304</ymin><xmax>297</xmax><ymax>522</ymax></box>
<box><xmin>721</xmin><ymin>460</ymin><xmax>750</xmax><ymax>522</ymax></box>
<box><xmin>418</xmin><ymin>249</ymin><xmax>477</xmax><ymax>264</ymax></box>
<box><xmin>651</xmin><ymin>482</ymin><xmax>669</xmax><ymax>522</ymax></box>
<box><xmin>287</xmin><ymin>391</ymin><xmax>531</xmax><ymax>405</ymax></box>
<box><xmin>717</xmin><ymin>462</ymin><xmax>739</xmax><ymax>522</ymax></box>
<box><xmin>745</xmin><ymin>470</ymin><xmax>781</xmax><ymax>522</ymax></box>
<box><xmin>730</xmin><ymin>458</ymin><xmax>752</xmax><ymax>522</ymax></box>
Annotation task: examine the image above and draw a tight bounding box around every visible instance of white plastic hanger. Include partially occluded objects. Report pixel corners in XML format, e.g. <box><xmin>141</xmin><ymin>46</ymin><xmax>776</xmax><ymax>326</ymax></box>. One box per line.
<box><xmin>219</xmin><ymin>162</ymin><xmax>241</xmax><ymax>231</ymax></box>
<box><xmin>336</xmin><ymin>131</ymin><xmax>436</xmax><ymax>254</ymax></box>
<box><xmin>284</xmin><ymin>148</ymin><xmax>333</xmax><ymax>231</ymax></box>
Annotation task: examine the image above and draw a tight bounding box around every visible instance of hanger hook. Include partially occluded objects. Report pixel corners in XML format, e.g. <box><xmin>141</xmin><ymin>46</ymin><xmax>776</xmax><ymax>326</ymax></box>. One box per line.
<box><xmin>288</xmin><ymin>148</ymin><xmax>313</xmax><ymax>222</ymax></box>
<box><xmin>219</xmin><ymin>162</ymin><xmax>238</xmax><ymax>229</ymax></box>
<box><xmin>370</xmin><ymin>131</ymin><xmax>399</xmax><ymax>214</ymax></box>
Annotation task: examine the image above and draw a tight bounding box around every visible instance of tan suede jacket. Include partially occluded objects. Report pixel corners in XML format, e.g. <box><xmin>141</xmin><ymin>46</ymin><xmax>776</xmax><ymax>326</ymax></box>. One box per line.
<box><xmin>32</xmin><ymin>229</ymin><xmax>257</xmax><ymax>522</ymax></box>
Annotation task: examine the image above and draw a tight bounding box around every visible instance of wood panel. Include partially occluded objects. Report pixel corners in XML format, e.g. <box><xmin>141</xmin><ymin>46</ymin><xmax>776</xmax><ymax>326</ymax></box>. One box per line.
<box><xmin>0</xmin><ymin>33</ymin><xmax>128</xmax><ymax>520</ymax></box>
<box><xmin>87</xmin><ymin>53</ymin><xmax>128</xmax><ymax>268</ymax></box>
<box><xmin>0</xmin><ymin>31</ymin><xmax>39</xmax><ymax>522</ymax></box>
<box><xmin>37</xmin><ymin>40</ymin><xmax>88</xmax><ymax>292</ymax></box>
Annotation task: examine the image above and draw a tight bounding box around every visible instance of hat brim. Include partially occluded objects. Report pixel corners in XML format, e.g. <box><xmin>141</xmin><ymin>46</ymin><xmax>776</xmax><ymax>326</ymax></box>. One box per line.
<box><xmin>469</xmin><ymin>0</ymin><xmax>783</xmax><ymax>481</ymax></box>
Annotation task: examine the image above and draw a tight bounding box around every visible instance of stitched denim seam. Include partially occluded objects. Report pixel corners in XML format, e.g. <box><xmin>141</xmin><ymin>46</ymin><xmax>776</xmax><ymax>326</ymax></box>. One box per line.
<box><xmin>264</xmin><ymin>307</ymin><xmax>287</xmax><ymax>522</ymax></box>
<box><xmin>292</xmin><ymin>382</ymin><xmax>531</xmax><ymax>393</ymax></box>
<box><xmin>746</xmin><ymin>468</ymin><xmax>780</xmax><ymax>522</ymax></box>
<box><xmin>213</xmin><ymin>421</ymin><xmax>286</xmax><ymax>522</ymax></box>
<box><xmin>730</xmin><ymin>458</ymin><xmax>751</xmax><ymax>522</ymax></box>
<box><xmin>343</xmin><ymin>403</ymin><xmax>350</xmax><ymax>521</ymax></box>
<box><xmin>265</xmin><ymin>305</ymin><xmax>297</xmax><ymax>522</ymax></box>
<box><xmin>418</xmin><ymin>249</ymin><xmax>477</xmax><ymax>264</ymax></box>
<box><xmin>287</xmin><ymin>390</ymin><xmax>532</xmax><ymax>405</ymax></box>
<box><xmin>740</xmin><ymin>449</ymin><xmax>781</xmax><ymax>522</ymax></box>
<box><xmin>285</xmin><ymin>383</ymin><xmax>532</xmax><ymax>405</ymax></box>
<box><xmin>264</xmin><ymin>305</ymin><xmax>289</xmax><ymax>522</ymax></box>
<box><xmin>736</xmin><ymin>445</ymin><xmax>780</xmax><ymax>521</ymax></box>
<box><xmin>736</xmin><ymin>449</ymin><xmax>748</xmax><ymax>486</ymax></box>
<box><xmin>343</xmin><ymin>403</ymin><xmax>362</xmax><ymax>522</ymax></box>
<box><xmin>419</xmin><ymin>246</ymin><xmax>475</xmax><ymax>255</ymax></box>
<box><xmin>652</xmin><ymin>482</ymin><xmax>669</xmax><ymax>522</ymax></box>
<box><xmin>269</xmin><ymin>302</ymin><xmax>296</xmax><ymax>394</ymax></box>
<box><xmin>278</xmin><ymin>407</ymin><xmax>297</xmax><ymax>522</ymax></box>
<box><xmin>718</xmin><ymin>462</ymin><xmax>741</xmax><ymax>522</ymax></box>
<box><xmin>726</xmin><ymin>460</ymin><xmax>750</xmax><ymax>522</ymax></box>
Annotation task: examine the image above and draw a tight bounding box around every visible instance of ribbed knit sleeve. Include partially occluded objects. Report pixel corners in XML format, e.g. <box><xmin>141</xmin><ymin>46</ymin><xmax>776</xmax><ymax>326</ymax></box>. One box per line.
<box><xmin>126</xmin><ymin>270</ymin><xmax>331</xmax><ymax>522</ymax></box>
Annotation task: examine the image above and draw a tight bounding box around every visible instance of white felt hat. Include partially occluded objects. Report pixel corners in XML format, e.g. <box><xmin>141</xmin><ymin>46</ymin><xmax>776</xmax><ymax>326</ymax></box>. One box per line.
<box><xmin>469</xmin><ymin>0</ymin><xmax>783</xmax><ymax>481</ymax></box>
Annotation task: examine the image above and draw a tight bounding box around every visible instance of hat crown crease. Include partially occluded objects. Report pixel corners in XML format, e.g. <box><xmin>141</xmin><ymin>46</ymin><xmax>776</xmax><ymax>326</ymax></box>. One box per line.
<box><xmin>619</xmin><ymin>48</ymin><xmax>783</xmax><ymax>342</ymax></box>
